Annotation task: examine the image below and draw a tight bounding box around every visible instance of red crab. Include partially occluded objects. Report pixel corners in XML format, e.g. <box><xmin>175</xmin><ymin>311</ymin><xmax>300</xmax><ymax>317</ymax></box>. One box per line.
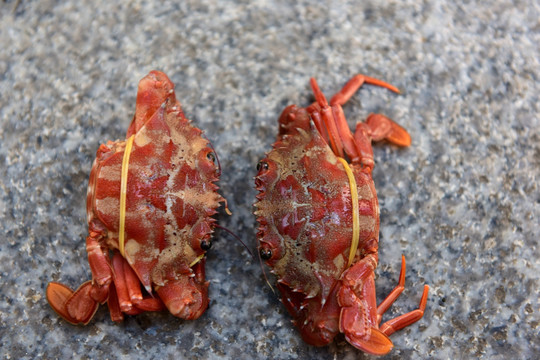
<box><xmin>47</xmin><ymin>71</ymin><xmax>224</xmax><ymax>324</ymax></box>
<box><xmin>255</xmin><ymin>74</ymin><xmax>429</xmax><ymax>355</ymax></box>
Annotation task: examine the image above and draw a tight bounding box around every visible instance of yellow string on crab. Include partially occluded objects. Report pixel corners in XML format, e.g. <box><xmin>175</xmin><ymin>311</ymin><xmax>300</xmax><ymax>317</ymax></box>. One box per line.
<box><xmin>119</xmin><ymin>134</ymin><xmax>135</xmax><ymax>257</ymax></box>
<box><xmin>336</xmin><ymin>157</ymin><xmax>360</xmax><ymax>268</ymax></box>
<box><xmin>189</xmin><ymin>253</ymin><xmax>206</xmax><ymax>267</ymax></box>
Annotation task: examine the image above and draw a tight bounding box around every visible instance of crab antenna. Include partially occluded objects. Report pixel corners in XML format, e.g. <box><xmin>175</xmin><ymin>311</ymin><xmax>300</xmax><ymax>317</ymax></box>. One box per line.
<box><xmin>258</xmin><ymin>248</ymin><xmax>276</xmax><ymax>295</ymax></box>
<box><xmin>214</xmin><ymin>224</ymin><xmax>254</xmax><ymax>257</ymax></box>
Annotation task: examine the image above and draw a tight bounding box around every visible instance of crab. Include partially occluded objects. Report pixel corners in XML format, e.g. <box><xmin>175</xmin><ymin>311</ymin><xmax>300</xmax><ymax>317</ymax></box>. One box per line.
<box><xmin>47</xmin><ymin>71</ymin><xmax>224</xmax><ymax>324</ymax></box>
<box><xmin>255</xmin><ymin>74</ymin><xmax>429</xmax><ymax>355</ymax></box>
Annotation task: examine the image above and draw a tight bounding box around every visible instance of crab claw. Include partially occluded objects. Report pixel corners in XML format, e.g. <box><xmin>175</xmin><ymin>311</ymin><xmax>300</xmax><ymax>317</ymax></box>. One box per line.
<box><xmin>337</xmin><ymin>255</ymin><xmax>394</xmax><ymax>355</ymax></box>
<box><xmin>297</xmin><ymin>313</ymin><xmax>340</xmax><ymax>347</ymax></box>
<box><xmin>363</xmin><ymin>113</ymin><xmax>411</xmax><ymax>147</ymax></box>
<box><xmin>155</xmin><ymin>259</ymin><xmax>209</xmax><ymax>320</ymax></box>
<box><xmin>276</xmin><ymin>282</ymin><xmax>341</xmax><ymax>347</ymax></box>
<box><xmin>156</xmin><ymin>277</ymin><xmax>209</xmax><ymax>320</ymax></box>
<box><xmin>340</xmin><ymin>305</ymin><xmax>393</xmax><ymax>355</ymax></box>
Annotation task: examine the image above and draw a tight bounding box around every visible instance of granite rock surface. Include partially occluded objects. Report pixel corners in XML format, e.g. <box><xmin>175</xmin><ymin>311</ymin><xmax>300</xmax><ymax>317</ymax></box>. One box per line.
<box><xmin>0</xmin><ymin>1</ymin><xmax>538</xmax><ymax>359</ymax></box>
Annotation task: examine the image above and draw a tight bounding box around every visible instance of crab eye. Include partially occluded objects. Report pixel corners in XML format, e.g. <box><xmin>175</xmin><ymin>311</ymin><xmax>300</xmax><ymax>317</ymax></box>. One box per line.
<box><xmin>257</xmin><ymin>161</ymin><xmax>269</xmax><ymax>172</ymax></box>
<box><xmin>201</xmin><ymin>240</ymin><xmax>212</xmax><ymax>251</ymax></box>
<box><xmin>259</xmin><ymin>247</ymin><xmax>272</xmax><ymax>260</ymax></box>
<box><xmin>207</xmin><ymin>152</ymin><xmax>216</xmax><ymax>164</ymax></box>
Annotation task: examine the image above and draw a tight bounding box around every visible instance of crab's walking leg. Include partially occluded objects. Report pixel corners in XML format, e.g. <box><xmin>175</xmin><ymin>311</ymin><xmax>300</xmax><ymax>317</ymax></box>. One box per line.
<box><xmin>308</xmin><ymin>76</ymin><xmax>410</xmax><ymax>166</ymax></box>
<box><xmin>124</xmin><ymin>260</ymin><xmax>165</xmax><ymax>312</ymax></box>
<box><xmin>309</xmin><ymin>78</ymin><xmax>345</xmax><ymax>158</ymax></box>
<box><xmin>46</xmin><ymin>281</ymin><xmax>99</xmax><ymax>325</ymax></box>
<box><xmin>46</xmin><ymin>231</ymin><xmax>113</xmax><ymax>325</ymax></box>
<box><xmin>309</xmin><ymin>78</ymin><xmax>360</xmax><ymax>161</ymax></box>
<box><xmin>370</xmin><ymin>255</ymin><xmax>429</xmax><ymax>337</ymax></box>
<box><xmin>110</xmin><ymin>252</ymin><xmax>165</xmax><ymax>319</ymax></box>
<box><xmin>376</xmin><ymin>255</ymin><xmax>408</xmax><ymax>321</ymax></box>
<box><xmin>111</xmin><ymin>253</ymin><xmax>133</xmax><ymax>313</ymax></box>
<box><xmin>316</xmin><ymin>74</ymin><xmax>410</xmax><ymax>167</ymax></box>
<box><xmin>329</xmin><ymin>74</ymin><xmax>400</xmax><ymax>106</ymax></box>
<box><xmin>107</xmin><ymin>283</ymin><xmax>124</xmax><ymax>322</ymax></box>
<box><xmin>379</xmin><ymin>285</ymin><xmax>429</xmax><ymax>337</ymax></box>
<box><xmin>86</xmin><ymin>232</ymin><xmax>113</xmax><ymax>302</ymax></box>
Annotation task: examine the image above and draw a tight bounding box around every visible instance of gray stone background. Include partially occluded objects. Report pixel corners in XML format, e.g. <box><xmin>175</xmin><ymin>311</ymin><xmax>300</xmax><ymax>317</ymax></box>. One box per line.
<box><xmin>0</xmin><ymin>0</ymin><xmax>538</xmax><ymax>359</ymax></box>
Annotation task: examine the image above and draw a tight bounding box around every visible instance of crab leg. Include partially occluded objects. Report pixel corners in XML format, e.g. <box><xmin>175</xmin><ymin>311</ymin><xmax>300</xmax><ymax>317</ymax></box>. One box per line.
<box><xmin>123</xmin><ymin>258</ymin><xmax>143</xmax><ymax>303</ymax></box>
<box><xmin>308</xmin><ymin>109</ymin><xmax>328</xmax><ymax>144</ymax></box>
<box><xmin>107</xmin><ymin>283</ymin><xmax>124</xmax><ymax>322</ymax></box>
<box><xmin>112</xmin><ymin>253</ymin><xmax>133</xmax><ymax>313</ymax></box>
<box><xmin>376</xmin><ymin>255</ymin><xmax>407</xmax><ymax>320</ymax></box>
<box><xmin>46</xmin><ymin>281</ymin><xmax>99</xmax><ymax>325</ymax></box>
<box><xmin>353</xmin><ymin>112</ymin><xmax>412</xmax><ymax>170</ymax></box>
<box><xmin>309</xmin><ymin>78</ymin><xmax>362</xmax><ymax>161</ymax></box>
<box><xmin>310</xmin><ymin>78</ymin><xmax>345</xmax><ymax>158</ymax></box>
<box><xmin>86</xmin><ymin>232</ymin><xmax>113</xmax><ymax>298</ymax></box>
<box><xmin>126</xmin><ymin>257</ymin><xmax>165</xmax><ymax>312</ymax></box>
<box><xmin>133</xmin><ymin>296</ymin><xmax>165</xmax><ymax>312</ymax></box>
<box><xmin>332</xmin><ymin>104</ymin><xmax>361</xmax><ymax>162</ymax></box>
<box><xmin>329</xmin><ymin>74</ymin><xmax>400</xmax><ymax>106</ymax></box>
<box><xmin>46</xmin><ymin>231</ymin><xmax>112</xmax><ymax>325</ymax></box>
<box><xmin>374</xmin><ymin>256</ymin><xmax>429</xmax><ymax>336</ymax></box>
<box><xmin>316</xmin><ymin>74</ymin><xmax>411</xmax><ymax>167</ymax></box>
<box><xmin>110</xmin><ymin>252</ymin><xmax>165</xmax><ymax>314</ymax></box>
<box><xmin>380</xmin><ymin>285</ymin><xmax>429</xmax><ymax>336</ymax></box>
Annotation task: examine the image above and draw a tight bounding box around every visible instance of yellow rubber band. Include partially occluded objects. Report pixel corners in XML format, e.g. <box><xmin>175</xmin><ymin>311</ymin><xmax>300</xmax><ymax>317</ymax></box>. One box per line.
<box><xmin>119</xmin><ymin>135</ymin><xmax>135</xmax><ymax>257</ymax></box>
<box><xmin>189</xmin><ymin>253</ymin><xmax>205</xmax><ymax>267</ymax></box>
<box><xmin>337</xmin><ymin>157</ymin><xmax>360</xmax><ymax>268</ymax></box>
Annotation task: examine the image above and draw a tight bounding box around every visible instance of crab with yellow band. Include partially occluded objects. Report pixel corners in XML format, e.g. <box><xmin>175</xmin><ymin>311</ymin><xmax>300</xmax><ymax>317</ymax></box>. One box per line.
<box><xmin>256</xmin><ymin>74</ymin><xmax>429</xmax><ymax>355</ymax></box>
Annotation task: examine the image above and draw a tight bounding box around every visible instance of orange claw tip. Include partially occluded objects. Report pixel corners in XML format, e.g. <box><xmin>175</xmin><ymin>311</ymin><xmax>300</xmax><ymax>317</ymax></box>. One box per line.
<box><xmin>345</xmin><ymin>328</ymin><xmax>394</xmax><ymax>356</ymax></box>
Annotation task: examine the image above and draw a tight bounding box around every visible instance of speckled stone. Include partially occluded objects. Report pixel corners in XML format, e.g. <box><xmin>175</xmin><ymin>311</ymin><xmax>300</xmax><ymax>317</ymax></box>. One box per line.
<box><xmin>0</xmin><ymin>1</ymin><xmax>538</xmax><ymax>359</ymax></box>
